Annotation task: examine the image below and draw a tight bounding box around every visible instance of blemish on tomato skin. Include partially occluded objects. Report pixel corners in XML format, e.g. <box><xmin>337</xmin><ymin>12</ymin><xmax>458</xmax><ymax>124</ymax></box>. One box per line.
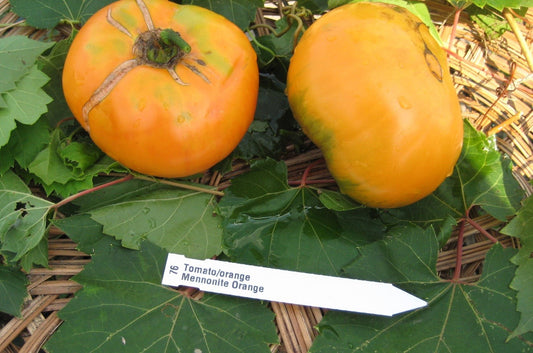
<box><xmin>137</xmin><ymin>98</ymin><xmax>146</xmax><ymax>112</ymax></box>
<box><xmin>177</xmin><ymin>112</ymin><xmax>192</xmax><ymax>124</ymax></box>
<box><xmin>424</xmin><ymin>49</ymin><xmax>443</xmax><ymax>82</ymax></box>
<box><xmin>398</xmin><ymin>96</ymin><xmax>412</xmax><ymax>110</ymax></box>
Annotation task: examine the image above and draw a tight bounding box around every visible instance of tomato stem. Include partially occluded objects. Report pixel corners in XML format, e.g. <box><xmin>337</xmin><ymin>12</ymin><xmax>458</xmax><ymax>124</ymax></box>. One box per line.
<box><xmin>135</xmin><ymin>29</ymin><xmax>191</xmax><ymax>67</ymax></box>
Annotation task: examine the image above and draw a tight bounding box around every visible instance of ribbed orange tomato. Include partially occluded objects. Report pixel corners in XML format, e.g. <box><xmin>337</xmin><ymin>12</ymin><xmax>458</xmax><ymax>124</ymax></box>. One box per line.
<box><xmin>286</xmin><ymin>2</ymin><xmax>463</xmax><ymax>208</ymax></box>
<box><xmin>62</xmin><ymin>0</ymin><xmax>259</xmax><ymax>177</ymax></box>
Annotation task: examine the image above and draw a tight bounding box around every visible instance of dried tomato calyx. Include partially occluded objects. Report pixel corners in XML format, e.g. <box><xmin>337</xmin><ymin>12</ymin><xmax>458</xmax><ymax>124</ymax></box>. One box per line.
<box><xmin>82</xmin><ymin>0</ymin><xmax>210</xmax><ymax>130</ymax></box>
<box><xmin>134</xmin><ymin>29</ymin><xmax>191</xmax><ymax>68</ymax></box>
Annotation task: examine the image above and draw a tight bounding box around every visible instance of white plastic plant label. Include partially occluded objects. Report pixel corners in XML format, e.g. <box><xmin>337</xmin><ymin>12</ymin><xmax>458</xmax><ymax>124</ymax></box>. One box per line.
<box><xmin>161</xmin><ymin>253</ymin><xmax>427</xmax><ymax>316</ymax></box>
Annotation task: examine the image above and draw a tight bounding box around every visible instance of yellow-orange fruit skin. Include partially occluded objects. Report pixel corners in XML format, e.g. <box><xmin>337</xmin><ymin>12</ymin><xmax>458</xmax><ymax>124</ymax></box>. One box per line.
<box><xmin>62</xmin><ymin>0</ymin><xmax>259</xmax><ymax>177</ymax></box>
<box><xmin>286</xmin><ymin>2</ymin><xmax>463</xmax><ymax>208</ymax></box>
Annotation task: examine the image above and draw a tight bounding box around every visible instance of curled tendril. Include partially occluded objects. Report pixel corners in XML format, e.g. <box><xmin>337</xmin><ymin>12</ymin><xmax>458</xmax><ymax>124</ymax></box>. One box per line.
<box><xmin>480</xmin><ymin>61</ymin><xmax>517</xmax><ymax>129</ymax></box>
<box><xmin>249</xmin><ymin>4</ymin><xmax>311</xmax><ymax>50</ymax></box>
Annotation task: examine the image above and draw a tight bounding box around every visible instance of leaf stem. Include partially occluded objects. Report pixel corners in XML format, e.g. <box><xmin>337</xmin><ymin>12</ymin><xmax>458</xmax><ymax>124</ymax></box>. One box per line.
<box><xmin>289</xmin><ymin>179</ymin><xmax>336</xmax><ymax>186</ymax></box>
<box><xmin>299</xmin><ymin>160</ymin><xmax>322</xmax><ymax>187</ymax></box>
<box><xmin>55</xmin><ymin>116</ymin><xmax>76</xmax><ymax>129</ymax></box>
<box><xmin>447</xmin><ymin>7</ymin><xmax>463</xmax><ymax>55</ymax></box>
<box><xmin>465</xmin><ymin>216</ymin><xmax>500</xmax><ymax>244</ymax></box>
<box><xmin>0</xmin><ymin>20</ymin><xmax>26</xmax><ymax>33</ymax></box>
<box><xmin>133</xmin><ymin>174</ymin><xmax>224</xmax><ymax>197</ymax></box>
<box><xmin>52</xmin><ymin>174</ymin><xmax>134</xmax><ymax>209</ymax></box>
<box><xmin>453</xmin><ymin>219</ymin><xmax>466</xmax><ymax>281</ymax></box>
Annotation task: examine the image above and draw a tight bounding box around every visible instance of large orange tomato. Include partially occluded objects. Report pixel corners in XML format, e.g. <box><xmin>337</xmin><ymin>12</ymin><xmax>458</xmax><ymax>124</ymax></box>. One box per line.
<box><xmin>286</xmin><ymin>2</ymin><xmax>463</xmax><ymax>208</ymax></box>
<box><xmin>62</xmin><ymin>0</ymin><xmax>259</xmax><ymax>177</ymax></box>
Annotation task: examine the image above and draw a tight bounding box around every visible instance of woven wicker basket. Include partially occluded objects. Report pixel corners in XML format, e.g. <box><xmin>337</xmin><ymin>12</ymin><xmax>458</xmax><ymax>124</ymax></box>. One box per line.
<box><xmin>0</xmin><ymin>1</ymin><xmax>531</xmax><ymax>352</ymax></box>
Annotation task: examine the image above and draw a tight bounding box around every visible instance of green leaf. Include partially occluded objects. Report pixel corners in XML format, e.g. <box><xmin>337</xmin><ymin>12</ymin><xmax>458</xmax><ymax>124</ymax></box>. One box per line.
<box><xmin>88</xmin><ymin>183</ymin><xmax>223</xmax><ymax>259</ymax></box>
<box><xmin>458</xmin><ymin>123</ymin><xmax>523</xmax><ymax>218</ymax></box>
<box><xmin>502</xmin><ymin>195</ymin><xmax>533</xmax><ymax>339</ymax></box>
<box><xmin>384</xmin><ymin>120</ymin><xmax>524</xmax><ymax>245</ymax></box>
<box><xmin>0</xmin><ymin>65</ymin><xmax>53</xmax><ymax>147</ymax></box>
<box><xmin>0</xmin><ymin>170</ymin><xmax>53</xmax><ymax>270</ymax></box>
<box><xmin>218</xmin><ymin>159</ymin><xmax>386</xmax><ymax>275</ymax></box>
<box><xmin>253</xmin><ymin>16</ymin><xmax>299</xmax><ymax>75</ymax></box>
<box><xmin>502</xmin><ymin>195</ymin><xmax>533</xmax><ymax>266</ymax></box>
<box><xmin>58</xmin><ymin>141</ymin><xmax>102</xmax><ymax>175</ymax></box>
<box><xmin>182</xmin><ymin>0</ymin><xmax>264</xmax><ymax>30</ymax></box>
<box><xmin>0</xmin><ymin>265</ymin><xmax>28</xmax><ymax>316</ymax></box>
<box><xmin>45</xmin><ymin>238</ymin><xmax>278</xmax><ymax>353</ymax></box>
<box><xmin>70</xmin><ymin>179</ymin><xmax>162</xmax><ymax>213</ymax></box>
<box><xmin>318</xmin><ymin>189</ymin><xmax>362</xmax><ymax>211</ymax></box>
<box><xmin>41</xmin><ymin>155</ymin><xmax>124</xmax><ymax>198</ymax></box>
<box><xmin>233</xmin><ymin>74</ymin><xmax>292</xmax><ymax>160</ymax></box>
<box><xmin>0</xmin><ymin>117</ymin><xmax>50</xmax><ymax>174</ymax></box>
<box><xmin>37</xmin><ymin>36</ymin><xmax>74</xmax><ymax>127</ymax></box>
<box><xmin>18</xmin><ymin>235</ymin><xmax>49</xmax><ymax>274</ymax></box>
<box><xmin>471</xmin><ymin>0</ymin><xmax>533</xmax><ymax>10</ymax></box>
<box><xmin>299</xmin><ymin>0</ymin><xmax>329</xmax><ymax>13</ymax></box>
<box><xmin>26</xmin><ymin>126</ymin><xmax>122</xmax><ymax>198</ymax></box>
<box><xmin>309</xmin><ymin>227</ymin><xmax>533</xmax><ymax>352</ymax></box>
<box><xmin>508</xmin><ymin>261</ymin><xmax>533</xmax><ymax>340</ymax></box>
<box><xmin>28</xmin><ymin>129</ymin><xmax>77</xmax><ymax>186</ymax></box>
<box><xmin>52</xmin><ymin>214</ymin><xmax>106</xmax><ymax>255</ymax></box>
<box><xmin>0</xmin><ymin>36</ymin><xmax>53</xmax><ymax>96</ymax></box>
<box><xmin>10</xmin><ymin>0</ymin><xmax>115</xmax><ymax>29</ymax></box>
<box><xmin>468</xmin><ymin>6</ymin><xmax>510</xmax><ymax>39</ymax></box>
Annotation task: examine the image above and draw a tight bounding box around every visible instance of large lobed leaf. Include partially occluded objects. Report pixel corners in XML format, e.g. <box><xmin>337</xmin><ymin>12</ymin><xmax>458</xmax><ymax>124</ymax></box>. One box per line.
<box><xmin>26</xmin><ymin>127</ymin><xmax>124</xmax><ymax>198</ymax></box>
<box><xmin>45</xmin><ymin>223</ymin><xmax>278</xmax><ymax>353</ymax></box>
<box><xmin>82</xmin><ymin>179</ymin><xmax>223</xmax><ymax>259</ymax></box>
<box><xmin>0</xmin><ymin>118</ymin><xmax>50</xmax><ymax>175</ymax></box>
<box><xmin>0</xmin><ymin>265</ymin><xmax>28</xmax><ymax>316</ymax></box>
<box><xmin>219</xmin><ymin>159</ymin><xmax>387</xmax><ymax>276</ymax></box>
<box><xmin>471</xmin><ymin>0</ymin><xmax>533</xmax><ymax>11</ymax></box>
<box><xmin>0</xmin><ymin>36</ymin><xmax>54</xmax><ymax>147</ymax></box>
<box><xmin>37</xmin><ymin>36</ymin><xmax>74</xmax><ymax>127</ymax></box>
<box><xmin>231</xmin><ymin>74</ymin><xmax>295</xmax><ymax>162</ymax></box>
<box><xmin>0</xmin><ymin>36</ymin><xmax>53</xmax><ymax>97</ymax></box>
<box><xmin>10</xmin><ymin>0</ymin><xmax>115</xmax><ymax>29</ymax></box>
<box><xmin>0</xmin><ymin>170</ymin><xmax>54</xmax><ymax>271</ymax></box>
<box><xmin>309</xmin><ymin>226</ymin><xmax>533</xmax><ymax>352</ymax></box>
<box><xmin>0</xmin><ymin>66</ymin><xmax>52</xmax><ymax>146</ymax></box>
<box><xmin>502</xmin><ymin>195</ymin><xmax>533</xmax><ymax>339</ymax></box>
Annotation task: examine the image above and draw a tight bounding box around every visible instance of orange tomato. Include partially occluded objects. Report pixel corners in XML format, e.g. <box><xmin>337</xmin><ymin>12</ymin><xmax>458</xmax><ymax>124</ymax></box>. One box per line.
<box><xmin>62</xmin><ymin>0</ymin><xmax>259</xmax><ymax>177</ymax></box>
<box><xmin>286</xmin><ymin>2</ymin><xmax>463</xmax><ymax>208</ymax></box>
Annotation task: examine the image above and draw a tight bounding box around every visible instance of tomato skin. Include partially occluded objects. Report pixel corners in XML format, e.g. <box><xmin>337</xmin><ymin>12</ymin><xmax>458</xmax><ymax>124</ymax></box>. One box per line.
<box><xmin>286</xmin><ymin>2</ymin><xmax>463</xmax><ymax>208</ymax></box>
<box><xmin>62</xmin><ymin>0</ymin><xmax>259</xmax><ymax>177</ymax></box>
